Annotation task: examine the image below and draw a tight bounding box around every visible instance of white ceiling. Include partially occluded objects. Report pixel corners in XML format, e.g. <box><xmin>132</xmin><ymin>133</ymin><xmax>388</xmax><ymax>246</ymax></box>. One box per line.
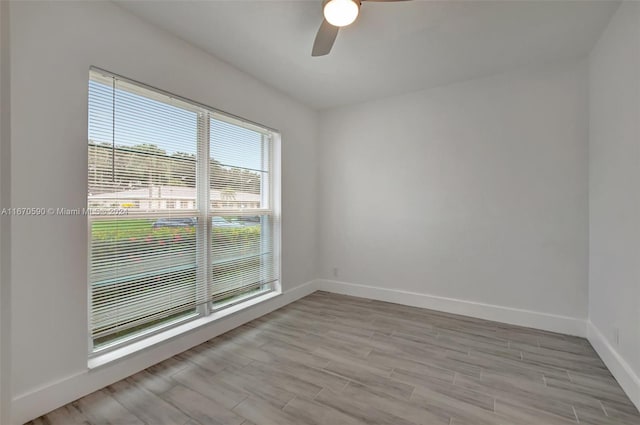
<box><xmin>116</xmin><ymin>0</ymin><xmax>619</xmax><ymax>110</ymax></box>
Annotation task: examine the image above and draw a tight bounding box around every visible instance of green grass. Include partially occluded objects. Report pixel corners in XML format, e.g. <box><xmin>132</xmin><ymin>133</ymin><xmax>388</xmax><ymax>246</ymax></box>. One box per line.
<box><xmin>92</xmin><ymin>218</ymin><xmax>154</xmax><ymax>231</ymax></box>
<box><xmin>92</xmin><ymin>219</ymin><xmax>155</xmax><ymax>239</ymax></box>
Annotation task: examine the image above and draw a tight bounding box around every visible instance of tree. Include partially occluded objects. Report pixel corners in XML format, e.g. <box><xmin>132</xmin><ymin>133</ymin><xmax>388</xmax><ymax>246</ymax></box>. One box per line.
<box><xmin>88</xmin><ymin>141</ymin><xmax>260</xmax><ymax>196</ymax></box>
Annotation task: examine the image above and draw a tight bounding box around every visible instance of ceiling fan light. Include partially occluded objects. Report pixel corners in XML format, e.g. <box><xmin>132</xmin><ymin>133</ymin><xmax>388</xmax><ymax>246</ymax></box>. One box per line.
<box><xmin>324</xmin><ymin>0</ymin><xmax>359</xmax><ymax>27</ymax></box>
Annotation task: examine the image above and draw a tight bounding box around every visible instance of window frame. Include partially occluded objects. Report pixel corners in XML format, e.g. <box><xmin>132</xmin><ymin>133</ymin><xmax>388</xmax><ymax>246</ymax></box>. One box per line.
<box><xmin>87</xmin><ymin>67</ymin><xmax>281</xmax><ymax>356</ymax></box>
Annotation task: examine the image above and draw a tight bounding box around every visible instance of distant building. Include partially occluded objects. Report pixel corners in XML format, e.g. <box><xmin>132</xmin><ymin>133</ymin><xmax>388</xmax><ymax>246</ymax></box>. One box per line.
<box><xmin>89</xmin><ymin>186</ymin><xmax>261</xmax><ymax>210</ymax></box>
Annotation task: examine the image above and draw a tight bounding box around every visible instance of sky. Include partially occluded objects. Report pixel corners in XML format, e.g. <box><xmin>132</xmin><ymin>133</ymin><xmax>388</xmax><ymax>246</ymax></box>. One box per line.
<box><xmin>88</xmin><ymin>79</ymin><xmax>265</xmax><ymax>172</ymax></box>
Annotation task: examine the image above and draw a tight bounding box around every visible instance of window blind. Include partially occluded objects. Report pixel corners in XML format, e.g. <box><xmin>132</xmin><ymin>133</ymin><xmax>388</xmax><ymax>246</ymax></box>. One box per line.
<box><xmin>209</xmin><ymin>118</ymin><xmax>277</xmax><ymax>305</ymax></box>
<box><xmin>88</xmin><ymin>69</ymin><xmax>279</xmax><ymax>350</ymax></box>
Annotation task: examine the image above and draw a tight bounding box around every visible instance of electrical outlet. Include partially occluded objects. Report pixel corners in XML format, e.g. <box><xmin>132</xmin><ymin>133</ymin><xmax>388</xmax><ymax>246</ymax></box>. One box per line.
<box><xmin>613</xmin><ymin>328</ymin><xmax>620</xmax><ymax>346</ymax></box>
<box><xmin>332</xmin><ymin>267</ymin><xmax>339</xmax><ymax>278</ymax></box>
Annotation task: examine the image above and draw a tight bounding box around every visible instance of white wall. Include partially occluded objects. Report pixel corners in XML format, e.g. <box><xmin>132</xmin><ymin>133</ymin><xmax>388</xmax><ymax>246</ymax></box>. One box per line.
<box><xmin>588</xmin><ymin>0</ymin><xmax>640</xmax><ymax>407</ymax></box>
<box><xmin>9</xmin><ymin>1</ymin><xmax>318</xmax><ymax>423</ymax></box>
<box><xmin>319</xmin><ymin>59</ymin><xmax>589</xmax><ymax>328</ymax></box>
<box><xmin>0</xmin><ymin>1</ymin><xmax>11</xmax><ymax>423</ymax></box>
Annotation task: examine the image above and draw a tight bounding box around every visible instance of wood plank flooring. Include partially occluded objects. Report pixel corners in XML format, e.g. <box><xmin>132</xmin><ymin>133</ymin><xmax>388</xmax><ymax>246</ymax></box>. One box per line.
<box><xmin>27</xmin><ymin>291</ymin><xmax>640</xmax><ymax>425</ymax></box>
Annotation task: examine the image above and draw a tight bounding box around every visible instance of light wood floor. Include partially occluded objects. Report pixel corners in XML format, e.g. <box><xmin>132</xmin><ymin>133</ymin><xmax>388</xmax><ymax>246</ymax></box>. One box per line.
<box><xmin>28</xmin><ymin>291</ymin><xmax>640</xmax><ymax>425</ymax></box>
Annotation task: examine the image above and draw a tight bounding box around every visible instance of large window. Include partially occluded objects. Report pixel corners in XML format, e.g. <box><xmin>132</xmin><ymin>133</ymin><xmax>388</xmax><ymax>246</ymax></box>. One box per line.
<box><xmin>88</xmin><ymin>69</ymin><xmax>280</xmax><ymax>352</ymax></box>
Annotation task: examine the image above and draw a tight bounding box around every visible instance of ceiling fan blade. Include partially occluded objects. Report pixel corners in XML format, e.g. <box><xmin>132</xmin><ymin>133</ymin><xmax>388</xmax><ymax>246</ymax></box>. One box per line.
<box><xmin>312</xmin><ymin>19</ymin><xmax>339</xmax><ymax>57</ymax></box>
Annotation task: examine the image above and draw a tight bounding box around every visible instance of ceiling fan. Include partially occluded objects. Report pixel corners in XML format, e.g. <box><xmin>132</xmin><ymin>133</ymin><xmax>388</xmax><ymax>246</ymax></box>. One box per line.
<box><xmin>312</xmin><ymin>0</ymin><xmax>410</xmax><ymax>57</ymax></box>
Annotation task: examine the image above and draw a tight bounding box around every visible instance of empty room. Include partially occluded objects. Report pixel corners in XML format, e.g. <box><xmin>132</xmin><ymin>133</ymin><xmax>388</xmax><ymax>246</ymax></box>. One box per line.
<box><xmin>0</xmin><ymin>0</ymin><xmax>639</xmax><ymax>424</ymax></box>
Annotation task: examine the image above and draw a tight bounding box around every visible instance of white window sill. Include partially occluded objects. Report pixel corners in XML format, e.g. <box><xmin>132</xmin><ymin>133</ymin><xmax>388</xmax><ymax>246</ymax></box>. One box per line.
<box><xmin>88</xmin><ymin>290</ymin><xmax>280</xmax><ymax>370</ymax></box>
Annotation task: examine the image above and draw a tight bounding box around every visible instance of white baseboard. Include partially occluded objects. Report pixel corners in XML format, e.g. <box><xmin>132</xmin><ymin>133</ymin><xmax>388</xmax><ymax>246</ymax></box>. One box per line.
<box><xmin>587</xmin><ymin>321</ymin><xmax>640</xmax><ymax>411</ymax></box>
<box><xmin>11</xmin><ymin>280</ymin><xmax>317</xmax><ymax>425</ymax></box>
<box><xmin>316</xmin><ymin>279</ymin><xmax>587</xmax><ymax>337</ymax></box>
